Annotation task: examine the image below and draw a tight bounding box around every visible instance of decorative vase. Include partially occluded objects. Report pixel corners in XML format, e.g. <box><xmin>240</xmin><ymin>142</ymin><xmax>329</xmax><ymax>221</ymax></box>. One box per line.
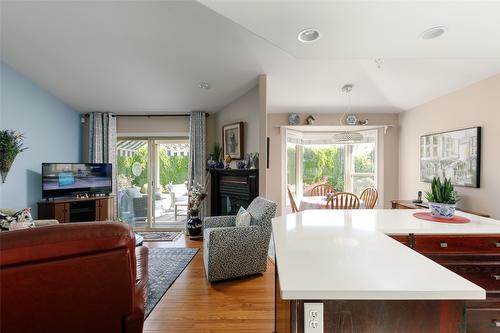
<box><xmin>249</xmin><ymin>153</ymin><xmax>259</xmax><ymax>169</ymax></box>
<box><xmin>429</xmin><ymin>202</ymin><xmax>456</xmax><ymax>219</ymax></box>
<box><xmin>187</xmin><ymin>210</ymin><xmax>203</xmax><ymax>239</ymax></box>
<box><xmin>207</xmin><ymin>154</ymin><xmax>217</xmax><ymax>168</ymax></box>
<box><xmin>0</xmin><ymin>169</ymin><xmax>9</xmax><ymax>183</ymax></box>
<box><xmin>1</xmin><ymin>157</ymin><xmax>15</xmax><ymax>183</ymax></box>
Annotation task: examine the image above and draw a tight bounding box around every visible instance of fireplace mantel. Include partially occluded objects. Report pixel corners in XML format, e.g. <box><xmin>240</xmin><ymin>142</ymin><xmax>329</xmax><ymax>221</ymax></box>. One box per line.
<box><xmin>207</xmin><ymin>168</ymin><xmax>259</xmax><ymax>216</ymax></box>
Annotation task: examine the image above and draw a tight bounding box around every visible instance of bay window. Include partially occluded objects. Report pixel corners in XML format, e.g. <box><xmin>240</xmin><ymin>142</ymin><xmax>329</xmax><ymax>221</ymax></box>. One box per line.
<box><xmin>286</xmin><ymin>129</ymin><xmax>377</xmax><ymax>202</ymax></box>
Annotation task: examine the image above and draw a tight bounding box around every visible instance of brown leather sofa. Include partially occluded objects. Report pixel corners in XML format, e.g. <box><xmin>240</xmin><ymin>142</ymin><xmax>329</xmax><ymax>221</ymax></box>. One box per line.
<box><xmin>0</xmin><ymin>222</ymin><xmax>148</xmax><ymax>333</ymax></box>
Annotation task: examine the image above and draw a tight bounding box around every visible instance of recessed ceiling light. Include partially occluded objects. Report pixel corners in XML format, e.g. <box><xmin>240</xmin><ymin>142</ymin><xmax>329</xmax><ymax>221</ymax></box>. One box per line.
<box><xmin>297</xmin><ymin>28</ymin><xmax>320</xmax><ymax>43</ymax></box>
<box><xmin>421</xmin><ymin>26</ymin><xmax>447</xmax><ymax>40</ymax></box>
<box><xmin>198</xmin><ymin>82</ymin><xmax>210</xmax><ymax>90</ymax></box>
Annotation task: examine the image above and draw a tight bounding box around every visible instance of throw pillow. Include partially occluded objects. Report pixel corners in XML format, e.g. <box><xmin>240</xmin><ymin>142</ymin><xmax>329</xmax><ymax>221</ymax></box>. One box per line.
<box><xmin>235</xmin><ymin>207</ymin><xmax>251</xmax><ymax>227</ymax></box>
<box><xmin>0</xmin><ymin>208</ymin><xmax>34</xmax><ymax>231</ymax></box>
<box><xmin>0</xmin><ymin>208</ymin><xmax>18</xmax><ymax>216</ymax></box>
<box><xmin>0</xmin><ymin>212</ymin><xmax>12</xmax><ymax>230</ymax></box>
<box><xmin>14</xmin><ymin>208</ymin><xmax>33</xmax><ymax>222</ymax></box>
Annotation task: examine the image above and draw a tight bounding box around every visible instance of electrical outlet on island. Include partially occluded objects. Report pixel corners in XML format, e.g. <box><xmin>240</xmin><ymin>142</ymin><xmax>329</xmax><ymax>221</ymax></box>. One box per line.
<box><xmin>304</xmin><ymin>303</ymin><xmax>323</xmax><ymax>333</ymax></box>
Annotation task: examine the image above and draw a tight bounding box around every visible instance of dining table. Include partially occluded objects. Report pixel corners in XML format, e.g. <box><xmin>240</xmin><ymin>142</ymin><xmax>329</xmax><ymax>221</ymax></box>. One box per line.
<box><xmin>299</xmin><ymin>195</ymin><xmax>366</xmax><ymax>210</ymax></box>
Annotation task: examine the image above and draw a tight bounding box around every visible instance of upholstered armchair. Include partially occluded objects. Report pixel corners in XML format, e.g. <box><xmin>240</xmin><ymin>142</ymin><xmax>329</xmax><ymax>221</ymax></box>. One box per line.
<box><xmin>203</xmin><ymin>197</ymin><xmax>277</xmax><ymax>283</ymax></box>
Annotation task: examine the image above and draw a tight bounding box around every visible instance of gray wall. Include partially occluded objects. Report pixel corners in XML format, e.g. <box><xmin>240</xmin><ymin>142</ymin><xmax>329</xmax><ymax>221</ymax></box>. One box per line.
<box><xmin>0</xmin><ymin>63</ymin><xmax>81</xmax><ymax>217</ymax></box>
<box><xmin>214</xmin><ymin>86</ymin><xmax>260</xmax><ymax>160</ymax></box>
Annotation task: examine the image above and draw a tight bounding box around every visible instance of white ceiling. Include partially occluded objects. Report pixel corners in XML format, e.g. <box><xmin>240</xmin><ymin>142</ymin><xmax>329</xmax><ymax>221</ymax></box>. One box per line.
<box><xmin>1</xmin><ymin>1</ymin><xmax>500</xmax><ymax>114</ymax></box>
<box><xmin>0</xmin><ymin>1</ymin><xmax>264</xmax><ymax>113</ymax></box>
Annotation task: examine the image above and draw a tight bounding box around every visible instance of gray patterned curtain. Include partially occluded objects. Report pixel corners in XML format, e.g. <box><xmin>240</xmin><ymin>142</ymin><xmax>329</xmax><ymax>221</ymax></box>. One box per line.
<box><xmin>86</xmin><ymin>112</ymin><xmax>117</xmax><ymax>217</ymax></box>
<box><xmin>188</xmin><ymin>111</ymin><xmax>207</xmax><ymax>219</ymax></box>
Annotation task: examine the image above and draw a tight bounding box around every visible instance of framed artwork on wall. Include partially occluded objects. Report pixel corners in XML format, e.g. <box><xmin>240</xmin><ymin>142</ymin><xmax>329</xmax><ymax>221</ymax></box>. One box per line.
<box><xmin>420</xmin><ymin>127</ymin><xmax>481</xmax><ymax>188</ymax></box>
<box><xmin>222</xmin><ymin>122</ymin><xmax>244</xmax><ymax>160</ymax></box>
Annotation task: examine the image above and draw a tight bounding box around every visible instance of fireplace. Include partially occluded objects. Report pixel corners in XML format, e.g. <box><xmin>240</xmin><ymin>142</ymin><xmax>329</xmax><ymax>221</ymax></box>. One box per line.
<box><xmin>208</xmin><ymin>169</ymin><xmax>259</xmax><ymax>216</ymax></box>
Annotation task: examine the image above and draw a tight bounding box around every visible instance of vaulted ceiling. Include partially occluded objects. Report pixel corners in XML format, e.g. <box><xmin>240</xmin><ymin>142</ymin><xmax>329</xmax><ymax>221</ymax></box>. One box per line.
<box><xmin>1</xmin><ymin>1</ymin><xmax>499</xmax><ymax>114</ymax></box>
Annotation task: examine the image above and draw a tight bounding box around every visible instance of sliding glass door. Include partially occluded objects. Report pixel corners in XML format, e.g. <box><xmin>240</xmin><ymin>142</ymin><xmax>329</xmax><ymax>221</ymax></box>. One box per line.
<box><xmin>151</xmin><ymin>139</ymin><xmax>189</xmax><ymax>228</ymax></box>
<box><xmin>117</xmin><ymin>137</ymin><xmax>189</xmax><ymax>230</ymax></box>
<box><xmin>117</xmin><ymin>139</ymin><xmax>149</xmax><ymax>227</ymax></box>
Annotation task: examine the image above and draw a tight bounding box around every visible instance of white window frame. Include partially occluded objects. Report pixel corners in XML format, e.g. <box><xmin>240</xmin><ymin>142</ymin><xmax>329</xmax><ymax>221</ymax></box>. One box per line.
<box><xmin>345</xmin><ymin>132</ymin><xmax>378</xmax><ymax>195</ymax></box>
<box><xmin>283</xmin><ymin>128</ymin><xmax>381</xmax><ymax>212</ymax></box>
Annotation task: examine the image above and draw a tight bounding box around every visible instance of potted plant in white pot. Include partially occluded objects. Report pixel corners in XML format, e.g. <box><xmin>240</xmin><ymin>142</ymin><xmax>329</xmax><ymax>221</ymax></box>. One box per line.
<box><xmin>425</xmin><ymin>177</ymin><xmax>459</xmax><ymax>219</ymax></box>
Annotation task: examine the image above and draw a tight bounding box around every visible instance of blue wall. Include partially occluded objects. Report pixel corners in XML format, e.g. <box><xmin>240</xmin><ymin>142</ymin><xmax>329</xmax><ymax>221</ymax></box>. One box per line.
<box><xmin>0</xmin><ymin>63</ymin><xmax>81</xmax><ymax>217</ymax></box>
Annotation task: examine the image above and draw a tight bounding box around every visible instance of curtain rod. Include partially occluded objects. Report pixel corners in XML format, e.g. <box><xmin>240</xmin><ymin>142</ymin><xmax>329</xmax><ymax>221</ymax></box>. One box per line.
<box><xmin>115</xmin><ymin>114</ymin><xmax>191</xmax><ymax>118</ymax></box>
<box><xmin>83</xmin><ymin>113</ymin><xmax>210</xmax><ymax>118</ymax></box>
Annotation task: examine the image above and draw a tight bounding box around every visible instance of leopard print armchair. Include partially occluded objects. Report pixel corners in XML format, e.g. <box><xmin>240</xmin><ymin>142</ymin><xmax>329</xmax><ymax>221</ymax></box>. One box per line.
<box><xmin>202</xmin><ymin>197</ymin><xmax>277</xmax><ymax>283</ymax></box>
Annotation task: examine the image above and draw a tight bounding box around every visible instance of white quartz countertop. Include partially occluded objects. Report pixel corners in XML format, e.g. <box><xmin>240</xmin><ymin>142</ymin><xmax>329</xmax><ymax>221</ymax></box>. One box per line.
<box><xmin>272</xmin><ymin>209</ymin><xmax>496</xmax><ymax>300</ymax></box>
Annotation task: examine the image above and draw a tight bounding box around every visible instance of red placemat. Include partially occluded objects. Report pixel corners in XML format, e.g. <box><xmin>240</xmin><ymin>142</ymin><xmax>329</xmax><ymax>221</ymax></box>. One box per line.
<box><xmin>413</xmin><ymin>212</ymin><xmax>470</xmax><ymax>224</ymax></box>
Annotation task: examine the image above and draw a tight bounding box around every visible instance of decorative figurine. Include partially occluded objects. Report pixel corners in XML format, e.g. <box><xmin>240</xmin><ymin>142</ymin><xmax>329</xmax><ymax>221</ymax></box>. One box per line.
<box><xmin>306</xmin><ymin>115</ymin><xmax>315</xmax><ymax>125</ymax></box>
<box><xmin>237</xmin><ymin>160</ymin><xmax>246</xmax><ymax>169</ymax></box>
<box><xmin>245</xmin><ymin>153</ymin><xmax>252</xmax><ymax>169</ymax></box>
<box><xmin>249</xmin><ymin>152</ymin><xmax>259</xmax><ymax>169</ymax></box>
<box><xmin>224</xmin><ymin>154</ymin><xmax>232</xmax><ymax>169</ymax></box>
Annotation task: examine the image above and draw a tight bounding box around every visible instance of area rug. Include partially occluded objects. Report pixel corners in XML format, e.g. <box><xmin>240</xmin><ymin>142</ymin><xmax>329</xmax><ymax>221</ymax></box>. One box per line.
<box><xmin>137</xmin><ymin>231</ymin><xmax>183</xmax><ymax>242</ymax></box>
<box><xmin>145</xmin><ymin>247</ymin><xmax>199</xmax><ymax>318</ymax></box>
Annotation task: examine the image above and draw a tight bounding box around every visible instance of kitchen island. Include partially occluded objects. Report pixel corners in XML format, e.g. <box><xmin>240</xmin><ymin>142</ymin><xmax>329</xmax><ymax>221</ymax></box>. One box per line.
<box><xmin>272</xmin><ymin>209</ymin><xmax>500</xmax><ymax>333</ymax></box>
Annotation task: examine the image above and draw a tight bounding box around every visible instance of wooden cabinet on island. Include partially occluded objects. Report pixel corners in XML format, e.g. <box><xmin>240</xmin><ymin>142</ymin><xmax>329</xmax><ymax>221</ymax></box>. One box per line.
<box><xmin>391</xmin><ymin>234</ymin><xmax>500</xmax><ymax>332</ymax></box>
<box><xmin>389</xmin><ymin>205</ymin><xmax>500</xmax><ymax>333</ymax></box>
<box><xmin>272</xmin><ymin>209</ymin><xmax>500</xmax><ymax>333</ymax></box>
<box><xmin>38</xmin><ymin>196</ymin><xmax>114</xmax><ymax>223</ymax></box>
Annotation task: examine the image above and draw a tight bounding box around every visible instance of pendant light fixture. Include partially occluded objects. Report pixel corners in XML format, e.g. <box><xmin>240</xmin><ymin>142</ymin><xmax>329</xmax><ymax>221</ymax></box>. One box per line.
<box><xmin>334</xmin><ymin>84</ymin><xmax>363</xmax><ymax>143</ymax></box>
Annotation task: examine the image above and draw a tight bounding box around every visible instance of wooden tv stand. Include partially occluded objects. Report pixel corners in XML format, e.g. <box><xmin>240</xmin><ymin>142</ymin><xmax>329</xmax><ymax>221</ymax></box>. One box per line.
<box><xmin>38</xmin><ymin>196</ymin><xmax>114</xmax><ymax>223</ymax></box>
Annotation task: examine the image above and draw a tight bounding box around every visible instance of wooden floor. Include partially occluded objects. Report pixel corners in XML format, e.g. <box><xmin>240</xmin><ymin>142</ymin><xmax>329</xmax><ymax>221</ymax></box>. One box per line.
<box><xmin>143</xmin><ymin>236</ymin><xmax>275</xmax><ymax>333</ymax></box>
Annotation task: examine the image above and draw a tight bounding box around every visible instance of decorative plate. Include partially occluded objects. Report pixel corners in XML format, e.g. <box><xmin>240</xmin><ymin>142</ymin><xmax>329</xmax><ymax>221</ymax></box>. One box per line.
<box><xmin>288</xmin><ymin>113</ymin><xmax>300</xmax><ymax>125</ymax></box>
<box><xmin>345</xmin><ymin>114</ymin><xmax>358</xmax><ymax>125</ymax></box>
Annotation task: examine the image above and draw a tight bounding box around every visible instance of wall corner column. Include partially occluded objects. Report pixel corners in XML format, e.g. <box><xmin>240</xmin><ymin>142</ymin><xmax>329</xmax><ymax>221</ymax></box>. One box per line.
<box><xmin>258</xmin><ymin>74</ymin><xmax>267</xmax><ymax>196</ymax></box>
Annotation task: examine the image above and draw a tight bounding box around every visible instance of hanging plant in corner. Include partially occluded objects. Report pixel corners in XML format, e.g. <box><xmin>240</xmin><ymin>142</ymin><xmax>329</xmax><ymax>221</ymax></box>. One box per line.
<box><xmin>0</xmin><ymin>130</ymin><xmax>28</xmax><ymax>183</ymax></box>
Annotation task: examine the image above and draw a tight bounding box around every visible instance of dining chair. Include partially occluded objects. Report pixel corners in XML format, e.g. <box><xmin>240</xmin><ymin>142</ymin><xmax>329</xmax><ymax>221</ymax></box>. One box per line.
<box><xmin>360</xmin><ymin>187</ymin><xmax>378</xmax><ymax>209</ymax></box>
<box><xmin>310</xmin><ymin>184</ymin><xmax>335</xmax><ymax>196</ymax></box>
<box><xmin>287</xmin><ymin>186</ymin><xmax>299</xmax><ymax>213</ymax></box>
<box><xmin>326</xmin><ymin>192</ymin><xmax>360</xmax><ymax>209</ymax></box>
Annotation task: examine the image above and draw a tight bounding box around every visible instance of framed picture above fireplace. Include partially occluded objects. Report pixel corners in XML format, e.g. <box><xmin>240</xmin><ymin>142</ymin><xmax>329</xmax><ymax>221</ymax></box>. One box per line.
<box><xmin>222</xmin><ymin>122</ymin><xmax>244</xmax><ymax>160</ymax></box>
<box><xmin>420</xmin><ymin>127</ymin><xmax>481</xmax><ymax>188</ymax></box>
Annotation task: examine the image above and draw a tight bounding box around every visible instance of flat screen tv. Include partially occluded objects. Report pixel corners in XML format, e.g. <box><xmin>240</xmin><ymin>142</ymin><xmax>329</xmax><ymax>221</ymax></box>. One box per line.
<box><xmin>42</xmin><ymin>163</ymin><xmax>112</xmax><ymax>199</ymax></box>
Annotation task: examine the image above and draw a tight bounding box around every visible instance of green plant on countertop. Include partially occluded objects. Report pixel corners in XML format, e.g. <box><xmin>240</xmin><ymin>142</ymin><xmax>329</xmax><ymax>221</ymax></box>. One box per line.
<box><xmin>212</xmin><ymin>143</ymin><xmax>222</xmax><ymax>161</ymax></box>
<box><xmin>425</xmin><ymin>177</ymin><xmax>459</xmax><ymax>204</ymax></box>
<box><xmin>0</xmin><ymin>130</ymin><xmax>28</xmax><ymax>183</ymax></box>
